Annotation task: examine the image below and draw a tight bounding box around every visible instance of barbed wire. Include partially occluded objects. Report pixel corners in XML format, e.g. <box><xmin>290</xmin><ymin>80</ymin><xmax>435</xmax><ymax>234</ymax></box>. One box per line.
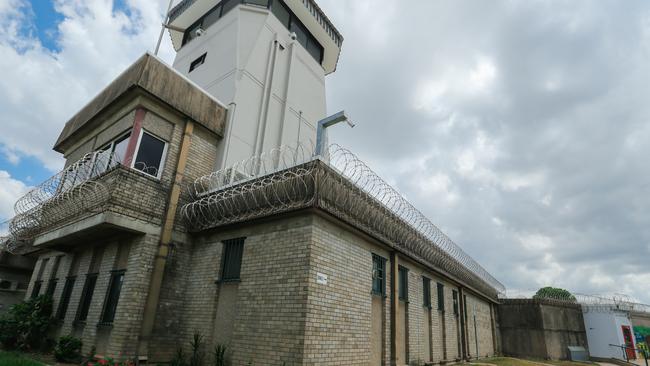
<box><xmin>499</xmin><ymin>291</ymin><xmax>650</xmax><ymax>314</ymax></box>
<box><xmin>182</xmin><ymin>142</ymin><xmax>505</xmax><ymax>296</ymax></box>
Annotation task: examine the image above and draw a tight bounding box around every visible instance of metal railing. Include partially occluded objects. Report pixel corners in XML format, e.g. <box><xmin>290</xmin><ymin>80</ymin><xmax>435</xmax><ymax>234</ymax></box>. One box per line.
<box><xmin>609</xmin><ymin>343</ymin><xmax>649</xmax><ymax>366</ymax></box>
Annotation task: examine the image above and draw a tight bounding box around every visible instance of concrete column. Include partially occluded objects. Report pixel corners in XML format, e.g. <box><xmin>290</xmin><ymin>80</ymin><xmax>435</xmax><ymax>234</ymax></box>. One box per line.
<box><xmin>390</xmin><ymin>251</ymin><xmax>401</xmax><ymax>366</ymax></box>
<box><xmin>459</xmin><ymin>287</ymin><xmax>468</xmax><ymax>360</ymax></box>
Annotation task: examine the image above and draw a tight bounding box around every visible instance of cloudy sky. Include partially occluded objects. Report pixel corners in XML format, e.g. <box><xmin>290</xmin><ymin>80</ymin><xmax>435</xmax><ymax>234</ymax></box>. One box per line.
<box><xmin>0</xmin><ymin>0</ymin><xmax>649</xmax><ymax>302</ymax></box>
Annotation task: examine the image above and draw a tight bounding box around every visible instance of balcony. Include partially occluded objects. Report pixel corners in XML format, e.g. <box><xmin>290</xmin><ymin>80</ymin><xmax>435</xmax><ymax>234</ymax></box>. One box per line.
<box><xmin>7</xmin><ymin>151</ymin><xmax>168</xmax><ymax>251</ymax></box>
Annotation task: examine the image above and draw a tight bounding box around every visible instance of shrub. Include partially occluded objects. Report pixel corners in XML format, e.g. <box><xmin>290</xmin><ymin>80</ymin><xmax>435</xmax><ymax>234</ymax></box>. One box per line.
<box><xmin>0</xmin><ymin>295</ymin><xmax>53</xmax><ymax>351</ymax></box>
<box><xmin>54</xmin><ymin>335</ymin><xmax>83</xmax><ymax>362</ymax></box>
<box><xmin>189</xmin><ymin>332</ymin><xmax>205</xmax><ymax>366</ymax></box>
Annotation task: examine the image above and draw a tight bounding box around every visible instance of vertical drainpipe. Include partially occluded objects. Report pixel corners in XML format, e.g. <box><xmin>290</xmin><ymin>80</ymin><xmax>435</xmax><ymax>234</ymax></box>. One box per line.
<box><xmin>277</xmin><ymin>39</ymin><xmax>296</xmax><ymax>149</ymax></box>
<box><xmin>138</xmin><ymin>119</ymin><xmax>195</xmax><ymax>359</ymax></box>
<box><xmin>253</xmin><ymin>36</ymin><xmax>280</xmax><ymax>168</ymax></box>
<box><xmin>459</xmin><ymin>287</ymin><xmax>468</xmax><ymax>360</ymax></box>
<box><xmin>390</xmin><ymin>251</ymin><xmax>400</xmax><ymax>366</ymax></box>
<box><xmin>490</xmin><ymin>302</ymin><xmax>498</xmax><ymax>355</ymax></box>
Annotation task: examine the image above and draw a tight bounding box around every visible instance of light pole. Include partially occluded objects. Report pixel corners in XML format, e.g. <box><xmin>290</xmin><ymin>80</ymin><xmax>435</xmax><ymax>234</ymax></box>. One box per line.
<box><xmin>315</xmin><ymin>110</ymin><xmax>355</xmax><ymax>157</ymax></box>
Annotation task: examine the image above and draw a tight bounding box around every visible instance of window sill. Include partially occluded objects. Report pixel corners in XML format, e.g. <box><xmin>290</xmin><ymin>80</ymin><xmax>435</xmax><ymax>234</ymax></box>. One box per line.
<box><xmin>97</xmin><ymin>322</ymin><xmax>114</xmax><ymax>329</ymax></box>
<box><xmin>73</xmin><ymin>320</ymin><xmax>86</xmax><ymax>328</ymax></box>
<box><xmin>371</xmin><ymin>292</ymin><xmax>387</xmax><ymax>298</ymax></box>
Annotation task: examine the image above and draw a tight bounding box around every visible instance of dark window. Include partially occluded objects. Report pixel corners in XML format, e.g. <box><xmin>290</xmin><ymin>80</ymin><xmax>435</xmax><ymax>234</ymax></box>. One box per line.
<box><xmin>452</xmin><ymin>290</ymin><xmax>459</xmax><ymax>315</ymax></box>
<box><xmin>56</xmin><ymin>276</ymin><xmax>76</xmax><ymax>320</ymax></box>
<box><xmin>221</xmin><ymin>238</ymin><xmax>245</xmax><ymax>281</ymax></box>
<box><xmin>306</xmin><ymin>38</ymin><xmax>324</xmax><ymax>63</ymax></box>
<box><xmin>243</xmin><ymin>0</ymin><xmax>268</xmax><ymax>7</ymax></box>
<box><xmin>203</xmin><ymin>5</ymin><xmax>222</xmax><ymax>29</ymax></box>
<box><xmin>290</xmin><ymin>20</ymin><xmax>308</xmax><ymax>47</ymax></box>
<box><xmin>75</xmin><ymin>274</ymin><xmax>98</xmax><ymax>322</ymax></box>
<box><xmin>31</xmin><ymin>281</ymin><xmax>42</xmax><ymax>298</ymax></box>
<box><xmin>422</xmin><ymin>277</ymin><xmax>431</xmax><ymax>308</ymax></box>
<box><xmin>371</xmin><ymin>254</ymin><xmax>386</xmax><ymax>296</ymax></box>
<box><xmin>463</xmin><ymin>295</ymin><xmax>468</xmax><ymax>320</ymax></box>
<box><xmin>221</xmin><ymin>0</ymin><xmax>238</xmax><ymax>16</ymax></box>
<box><xmin>398</xmin><ymin>266</ymin><xmax>408</xmax><ymax>301</ymax></box>
<box><xmin>45</xmin><ymin>279</ymin><xmax>57</xmax><ymax>298</ymax></box>
<box><xmin>100</xmin><ymin>270</ymin><xmax>125</xmax><ymax>324</ymax></box>
<box><xmin>271</xmin><ymin>0</ymin><xmax>290</xmax><ymax>28</ymax></box>
<box><xmin>437</xmin><ymin>283</ymin><xmax>445</xmax><ymax>311</ymax></box>
<box><xmin>134</xmin><ymin>132</ymin><xmax>166</xmax><ymax>178</ymax></box>
<box><xmin>189</xmin><ymin>52</ymin><xmax>207</xmax><ymax>72</ymax></box>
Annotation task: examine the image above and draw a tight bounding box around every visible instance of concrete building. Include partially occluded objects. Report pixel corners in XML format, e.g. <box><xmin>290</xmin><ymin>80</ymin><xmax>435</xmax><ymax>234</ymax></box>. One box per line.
<box><xmin>3</xmin><ymin>0</ymin><xmax>503</xmax><ymax>364</ymax></box>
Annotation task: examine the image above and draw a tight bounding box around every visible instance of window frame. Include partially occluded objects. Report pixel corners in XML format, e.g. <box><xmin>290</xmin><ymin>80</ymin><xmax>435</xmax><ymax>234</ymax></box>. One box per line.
<box><xmin>99</xmin><ymin>269</ymin><xmax>126</xmax><ymax>325</ymax></box>
<box><xmin>56</xmin><ymin>276</ymin><xmax>76</xmax><ymax>321</ymax></box>
<box><xmin>422</xmin><ymin>276</ymin><xmax>431</xmax><ymax>309</ymax></box>
<box><xmin>131</xmin><ymin>130</ymin><xmax>169</xmax><ymax>179</ymax></box>
<box><xmin>452</xmin><ymin>289</ymin><xmax>459</xmax><ymax>316</ymax></box>
<box><xmin>436</xmin><ymin>282</ymin><xmax>445</xmax><ymax>312</ymax></box>
<box><xmin>371</xmin><ymin>254</ymin><xmax>386</xmax><ymax>297</ymax></box>
<box><xmin>398</xmin><ymin>265</ymin><xmax>408</xmax><ymax>301</ymax></box>
<box><xmin>75</xmin><ymin>273</ymin><xmax>98</xmax><ymax>324</ymax></box>
<box><xmin>189</xmin><ymin>52</ymin><xmax>207</xmax><ymax>72</ymax></box>
<box><xmin>220</xmin><ymin>237</ymin><xmax>246</xmax><ymax>282</ymax></box>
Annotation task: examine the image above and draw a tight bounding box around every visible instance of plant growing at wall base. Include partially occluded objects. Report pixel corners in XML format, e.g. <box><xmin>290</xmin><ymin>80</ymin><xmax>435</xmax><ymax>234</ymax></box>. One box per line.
<box><xmin>213</xmin><ymin>344</ymin><xmax>229</xmax><ymax>366</ymax></box>
<box><xmin>0</xmin><ymin>295</ymin><xmax>53</xmax><ymax>351</ymax></box>
<box><xmin>532</xmin><ymin>286</ymin><xmax>576</xmax><ymax>302</ymax></box>
<box><xmin>189</xmin><ymin>331</ymin><xmax>205</xmax><ymax>366</ymax></box>
<box><xmin>54</xmin><ymin>335</ymin><xmax>83</xmax><ymax>362</ymax></box>
<box><xmin>171</xmin><ymin>347</ymin><xmax>189</xmax><ymax>366</ymax></box>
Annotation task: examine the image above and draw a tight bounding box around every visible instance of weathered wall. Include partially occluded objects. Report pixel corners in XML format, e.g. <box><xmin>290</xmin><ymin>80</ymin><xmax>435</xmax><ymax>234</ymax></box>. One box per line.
<box><xmin>499</xmin><ymin>299</ymin><xmax>587</xmax><ymax>360</ymax></box>
<box><xmin>631</xmin><ymin>311</ymin><xmax>650</xmax><ymax>328</ymax></box>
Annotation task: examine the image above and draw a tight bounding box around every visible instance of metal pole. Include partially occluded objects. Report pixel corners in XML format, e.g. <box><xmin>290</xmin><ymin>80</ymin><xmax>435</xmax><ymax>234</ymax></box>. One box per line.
<box><xmin>154</xmin><ymin>0</ymin><xmax>175</xmax><ymax>56</ymax></box>
<box><xmin>315</xmin><ymin>110</ymin><xmax>354</xmax><ymax>157</ymax></box>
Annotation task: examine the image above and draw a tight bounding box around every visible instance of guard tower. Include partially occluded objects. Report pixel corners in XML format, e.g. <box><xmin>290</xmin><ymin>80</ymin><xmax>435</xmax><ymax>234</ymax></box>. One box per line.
<box><xmin>166</xmin><ymin>0</ymin><xmax>343</xmax><ymax>169</ymax></box>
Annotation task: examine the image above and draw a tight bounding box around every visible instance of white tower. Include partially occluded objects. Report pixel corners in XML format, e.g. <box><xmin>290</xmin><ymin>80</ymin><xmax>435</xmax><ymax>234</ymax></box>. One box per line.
<box><xmin>166</xmin><ymin>0</ymin><xmax>343</xmax><ymax>169</ymax></box>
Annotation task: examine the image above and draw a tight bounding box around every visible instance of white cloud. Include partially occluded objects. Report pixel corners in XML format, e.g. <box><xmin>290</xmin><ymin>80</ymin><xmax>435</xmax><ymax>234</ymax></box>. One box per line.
<box><xmin>0</xmin><ymin>0</ymin><xmax>176</xmax><ymax>171</ymax></box>
<box><xmin>0</xmin><ymin>170</ymin><xmax>29</xmax><ymax>223</ymax></box>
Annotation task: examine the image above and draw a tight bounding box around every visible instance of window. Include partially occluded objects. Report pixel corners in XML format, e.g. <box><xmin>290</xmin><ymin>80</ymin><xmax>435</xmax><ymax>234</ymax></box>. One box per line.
<box><xmin>31</xmin><ymin>281</ymin><xmax>42</xmax><ymax>298</ymax></box>
<box><xmin>271</xmin><ymin>0</ymin><xmax>290</xmax><ymax>28</ymax></box>
<box><xmin>75</xmin><ymin>274</ymin><xmax>97</xmax><ymax>323</ymax></box>
<box><xmin>45</xmin><ymin>255</ymin><xmax>62</xmax><ymax>298</ymax></box>
<box><xmin>56</xmin><ymin>277</ymin><xmax>76</xmax><ymax>320</ymax></box>
<box><xmin>422</xmin><ymin>277</ymin><xmax>431</xmax><ymax>308</ymax></box>
<box><xmin>437</xmin><ymin>283</ymin><xmax>445</xmax><ymax>311</ymax></box>
<box><xmin>189</xmin><ymin>53</ymin><xmax>207</xmax><ymax>72</ymax></box>
<box><xmin>31</xmin><ymin>258</ymin><xmax>49</xmax><ymax>298</ymax></box>
<box><xmin>133</xmin><ymin>131</ymin><xmax>167</xmax><ymax>178</ymax></box>
<box><xmin>290</xmin><ymin>20</ymin><xmax>308</xmax><ymax>46</ymax></box>
<box><xmin>371</xmin><ymin>254</ymin><xmax>386</xmax><ymax>296</ymax></box>
<box><xmin>452</xmin><ymin>290</ymin><xmax>459</xmax><ymax>315</ymax></box>
<box><xmin>221</xmin><ymin>0</ymin><xmax>238</xmax><ymax>16</ymax></box>
<box><xmin>398</xmin><ymin>266</ymin><xmax>408</xmax><ymax>301</ymax></box>
<box><xmin>221</xmin><ymin>238</ymin><xmax>245</xmax><ymax>281</ymax></box>
<box><xmin>243</xmin><ymin>0</ymin><xmax>269</xmax><ymax>7</ymax></box>
<box><xmin>203</xmin><ymin>5</ymin><xmax>222</xmax><ymax>29</ymax></box>
<box><xmin>100</xmin><ymin>270</ymin><xmax>125</xmax><ymax>324</ymax></box>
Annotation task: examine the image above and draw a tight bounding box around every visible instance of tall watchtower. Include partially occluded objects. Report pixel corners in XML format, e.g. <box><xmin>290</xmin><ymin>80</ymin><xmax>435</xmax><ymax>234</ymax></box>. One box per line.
<box><xmin>166</xmin><ymin>0</ymin><xmax>343</xmax><ymax>169</ymax></box>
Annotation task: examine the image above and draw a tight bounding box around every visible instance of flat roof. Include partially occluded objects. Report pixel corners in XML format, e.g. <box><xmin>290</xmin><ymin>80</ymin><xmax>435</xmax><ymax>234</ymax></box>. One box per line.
<box><xmin>54</xmin><ymin>53</ymin><xmax>228</xmax><ymax>153</ymax></box>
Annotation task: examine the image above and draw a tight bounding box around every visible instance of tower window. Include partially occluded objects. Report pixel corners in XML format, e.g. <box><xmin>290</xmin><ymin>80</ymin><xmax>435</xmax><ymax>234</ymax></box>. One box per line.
<box><xmin>221</xmin><ymin>237</ymin><xmax>245</xmax><ymax>281</ymax></box>
<box><xmin>371</xmin><ymin>254</ymin><xmax>386</xmax><ymax>296</ymax></box>
<box><xmin>133</xmin><ymin>131</ymin><xmax>168</xmax><ymax>179</ymax></box>
<box><xmin>189</xmin><ymin>53</ymin><xmax>207</xmax><ymax>72</ymax></box>
<box><xmin>398</xmin><ymin>266</ymin><xmax>408</xmax><ymax>301</ymax></box>
<box><xmin>452</xmin><ymin>290</ymin><xmax>459</xmax><ymax>315</ymax></box>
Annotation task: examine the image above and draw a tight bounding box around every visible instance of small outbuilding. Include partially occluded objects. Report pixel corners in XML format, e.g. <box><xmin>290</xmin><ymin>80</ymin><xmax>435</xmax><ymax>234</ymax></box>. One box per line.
<box><xmin>583</xmin><ymin>304</ymin><xmax>638</xmax><ymax>361</ymax></box>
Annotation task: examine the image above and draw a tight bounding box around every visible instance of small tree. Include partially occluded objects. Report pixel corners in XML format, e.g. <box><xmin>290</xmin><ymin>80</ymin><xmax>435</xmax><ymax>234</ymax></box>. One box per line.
<box><xmin>533</xmin><ymin>286</ymin><xmax>576</xmax><ymax>302</ymax></box>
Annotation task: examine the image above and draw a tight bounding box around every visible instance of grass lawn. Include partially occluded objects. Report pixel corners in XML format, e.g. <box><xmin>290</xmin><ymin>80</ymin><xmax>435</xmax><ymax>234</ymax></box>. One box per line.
<box><xmin>473</xmin><ymin>357</ymin><xmax>595</xmax><ymax>366</ymax></box>
<box><xmin>0</xmin><ymin>351</ymin><xmax>45</xmax><ymax>366</ymax></box>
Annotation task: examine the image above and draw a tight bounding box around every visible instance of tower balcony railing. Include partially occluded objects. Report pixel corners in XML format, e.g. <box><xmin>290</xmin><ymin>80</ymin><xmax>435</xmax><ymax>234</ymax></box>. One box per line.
<box><xmin>4</xmin><ymin>151</ymin><xmax>167</xmax><ymax>251</ymax></box>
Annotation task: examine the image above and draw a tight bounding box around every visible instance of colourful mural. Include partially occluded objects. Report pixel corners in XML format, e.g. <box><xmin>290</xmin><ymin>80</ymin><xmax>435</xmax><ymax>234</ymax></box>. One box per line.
<box><xmin>634</xmin><ymin>326</ymin><xmax>650</xmax><ymax>357</ymax></box>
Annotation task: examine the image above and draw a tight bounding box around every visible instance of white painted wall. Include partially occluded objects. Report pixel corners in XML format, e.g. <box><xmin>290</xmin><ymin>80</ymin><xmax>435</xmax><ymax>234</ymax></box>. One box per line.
<box><xmin>172</xmin><ymin>4</ymin><xmax>328</xmax><ymax>170</ymax></box>
<box><xmin>583</xmin><ymin>307</ymin><xmax>636</xmax><ymax>359</ymax></box>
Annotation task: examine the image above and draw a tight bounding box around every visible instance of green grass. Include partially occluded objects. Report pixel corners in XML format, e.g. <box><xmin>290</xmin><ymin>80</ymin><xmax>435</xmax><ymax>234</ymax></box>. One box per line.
<box><xmin>0</xmin><ymin>351</ymin><xmax>45</xmax><ymax>366</ymax></box>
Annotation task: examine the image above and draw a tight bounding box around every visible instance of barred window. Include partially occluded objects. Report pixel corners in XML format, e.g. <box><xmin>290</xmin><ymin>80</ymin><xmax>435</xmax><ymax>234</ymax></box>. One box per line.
<box><xmin>56</xmin><ymin>276</ymin><xmax>76</xmax><ymax>321</ymax></box>
<box><xmin>45</xmin><ymin>255</ymin><xmax>62</xmax><ymax>298</ymax></box>
<box><xmin>75</xmin><ymin>273</ymin><xmax>97</xmax><ymax>322</ymax></box>
<box><xmin>437</xmin><ymin>282</ymin><xmax>445</xmax><ymax>311</ymax></box>
<box><xmin>398</xmin><ymin>266</ymin><xmax>408</xmax><ymax>301</ymax></box>
<box><xmin>371</xmin><ymin>254</ymin><xmax>386</xmax><ymax>296</ymax></box>
<box><xmin>422</xmin><ymin>276</ymin><xmax>431</xmax><ymax>308</ymax></box>
<box><xmin>31</xmin><ymin>281</ymin><xmax>42</xmax><ymax>299</ymax></box>
<box><xmin>452</xmin><ymin>289</ymin><xmax>459</xmax><ymax>315</ymax></box>
<box><xmin>221</xmin><ymin>238</ymin><xmax>245</xmax><ymax>281</ymax></box>
<box><xmin>31</xmin><ymin>258</ymin><xmax>49</xmax><ymax>298</ymax></box>
<box><xmin>100</xmin><ymin>270</ymin><xmax>125</xmax><ymax>324</ymax></box>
